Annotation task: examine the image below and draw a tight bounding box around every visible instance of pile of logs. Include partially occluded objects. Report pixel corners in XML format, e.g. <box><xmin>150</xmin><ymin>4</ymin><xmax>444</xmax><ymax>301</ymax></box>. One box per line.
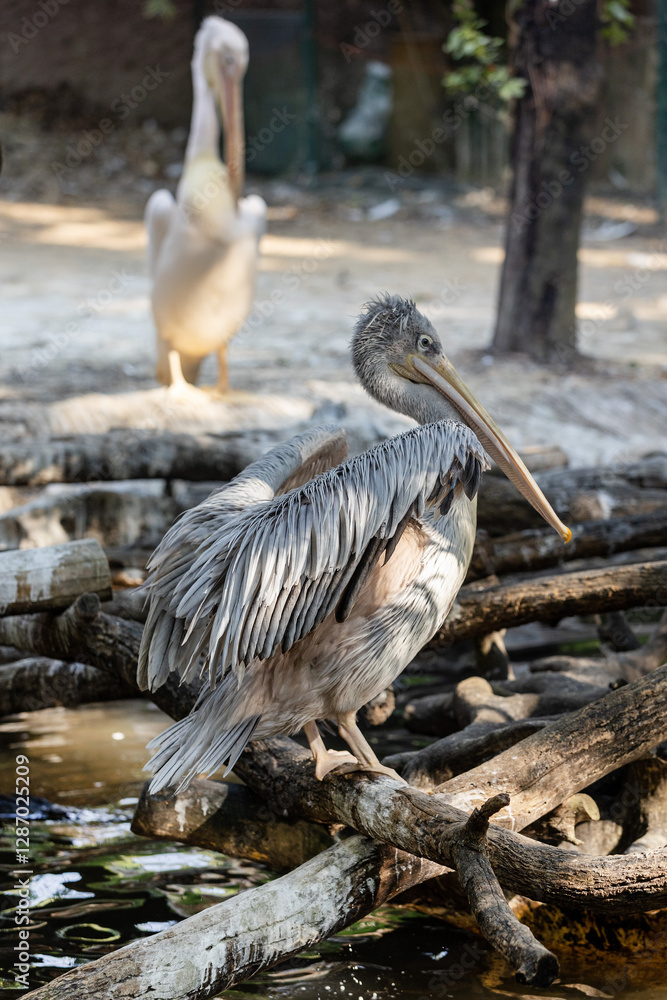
<box><xmin>1</xmin><ymin>433</ymin><xmax>666</xmax><ymax>999</ymax></box>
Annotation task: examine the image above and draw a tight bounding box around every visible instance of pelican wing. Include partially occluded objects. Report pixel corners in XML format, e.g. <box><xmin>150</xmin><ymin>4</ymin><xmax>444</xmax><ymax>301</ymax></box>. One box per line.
<box><xmin>138</xmin><ymin>421</ymin><xmax>488</xmax><ymax>693</ymax></box>
<box><xmin>144</xmin><ymin>188</ymin><xmax>176</xmax><ymax>277</ymax></box>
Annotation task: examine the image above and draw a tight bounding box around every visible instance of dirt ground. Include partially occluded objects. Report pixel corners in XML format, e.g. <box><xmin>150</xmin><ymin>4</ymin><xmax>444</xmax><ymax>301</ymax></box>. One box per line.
<box><xmin>1</xmin><ymin>112</ymin><xmax>666</xmax><ymax>467</ymax></box>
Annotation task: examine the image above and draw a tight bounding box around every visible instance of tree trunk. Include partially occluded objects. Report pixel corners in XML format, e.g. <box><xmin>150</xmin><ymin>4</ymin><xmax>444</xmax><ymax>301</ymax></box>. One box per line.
<box><xmin>493</xmin><ymin>0</ymin><xmax>602</xmax><ymax>360</ymax></box>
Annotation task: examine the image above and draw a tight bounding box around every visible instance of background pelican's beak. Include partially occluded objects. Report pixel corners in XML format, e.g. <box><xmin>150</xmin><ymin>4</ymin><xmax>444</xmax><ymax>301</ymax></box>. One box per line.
<box><xmin>216</xmin><ymin>65</ymin><xmax>244</xmax><ymax>203</ymax></box>
<box><xmin>410</xmin><ymin>353</ymin><xmax>572</xmax><ymax>543</ymax></box>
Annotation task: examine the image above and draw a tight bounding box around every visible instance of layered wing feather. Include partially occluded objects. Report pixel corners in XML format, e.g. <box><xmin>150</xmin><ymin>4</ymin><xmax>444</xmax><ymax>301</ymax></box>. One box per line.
<box><xmin>138</xmin><ymin>420</ymin><xmax>488</xmax><ymax>695</ymax></box>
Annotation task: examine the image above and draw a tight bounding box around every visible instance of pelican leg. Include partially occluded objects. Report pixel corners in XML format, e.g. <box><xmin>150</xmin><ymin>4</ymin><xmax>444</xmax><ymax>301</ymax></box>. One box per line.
<box><xmin>303</xmin><ymin>721</ymin><xmax>358</xmax><ymax>780</ymax></box>
<box><xmin>168</xmin><ymin>350</ymin><xmax>189</xmax><ymax>390</ymax></box>
<box><xmin>337</xmin><ymin>712</ymin><xmax>406</xmax><ymax>783</ymax></box>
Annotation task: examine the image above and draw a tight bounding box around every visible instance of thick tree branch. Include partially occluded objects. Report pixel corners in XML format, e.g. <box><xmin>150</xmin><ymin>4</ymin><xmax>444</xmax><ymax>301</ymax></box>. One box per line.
<box><xmin>131</xmin><ymin>779</ymin><xmax>337</xmax><ymax>870</ymax></box>
<box><xmin>0</xmin><ymin>657</ymin><xmax>134</xmax><ymax>715</ymax></box>
<box><xmin>23</xmin><ymin>835</ymin><xmax>446</xmax><ymax>1000</ymax></box>
<box><xmin>430</xmin><ymin>559</ymin><xmax>667</xmax><ymax>648</ymax></box>
<box><xmin>468</xmin><ymin>509</ymin><xmax>667</xmax><ymax>580</ymax></box>
<box><xmin>450</xmin><ymin>794</ymin><xmax>558</xmax><ymax>986</ymax></box>
<box><xmin>0</xmin><ymin>540</ymin><xmax>111</xmax><ymax>616</ymax></box>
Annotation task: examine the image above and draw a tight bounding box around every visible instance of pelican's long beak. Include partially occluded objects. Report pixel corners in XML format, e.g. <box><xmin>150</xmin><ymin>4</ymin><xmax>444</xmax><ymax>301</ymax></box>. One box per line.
<box><xmin>409</xmin><ymin>354</ymin><xmax>571</xmax><ymax>542</ymax></box>
<box><xmin>216</xmin><ymin>66</ymin><xmax>244</xmax><ymax>204</ymax></box>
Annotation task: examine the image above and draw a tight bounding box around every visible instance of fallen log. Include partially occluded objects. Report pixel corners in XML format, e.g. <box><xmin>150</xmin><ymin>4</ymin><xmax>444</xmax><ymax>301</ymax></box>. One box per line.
<box><xmin>23</xmin><ymin>835</ymin><xmax>448</xmax><ymax>1000</ymax></box>
<box><xmin>530</xmin><ymin>607</ymin><xmax>667</xmax><ymax>683</ymax></box>
<box><xmin>385</xmin><ymin>719</ymin><xmax>551</xmax><ymax>787</ymax></box>
<box><xmin>132</xmin><ymin>779</ymin><xmax>337</xmax><ymax>870</ymax></box>
<box><xmin>468</xmin><ymin>509</ymin><xmax>667</xmax><ymax>579</ymax></box>
<box><xmin>0</xmin><ymin>657</ymin><xmax>134</xmax><ymax>715</ymax></box>
<box><xmin>453</xmin><ymin>673</ymin><xmax>610</xmax><ymax>726</ymax></box>
<box><xmin>0</xmin><ymin>483</ymin><xmax>181</xmax><ymax>554</ymax></box>
<box><xmin>435</xmin><ymin>666</ymin><xmax>667</xmax><ymax>829</ymax></box>
<box><xmin>232</xmin><ymin>672</ymin><xmax>667</xmax><ymax>911</ymax></box>
<box><xmin>0</xmin><ymin>540</ymin><xmax>111</xmax><ymax>616</ymax></box>
<box><xmin>29</xmin><ymin>660</ymin><xmax>667</xmax><ymax>999</ymax></box>
<box><xmin>0</xmin><ymin>594</ymin><xmax>194</xmax><ymax>721</ymax></box>
<box><xmin>431</xmin><ymin>559</ymin><xmax>667</xmax><ymax>649</ymax></box>
<box><xmin>0</xmin><ymin>428</ymin><xmax>293</xmax><ymax>487</ymax></box>
<box><xmin>477</xmin><ymin>454</ymin><xmax>667</xmax><ymax>536</ymax></box>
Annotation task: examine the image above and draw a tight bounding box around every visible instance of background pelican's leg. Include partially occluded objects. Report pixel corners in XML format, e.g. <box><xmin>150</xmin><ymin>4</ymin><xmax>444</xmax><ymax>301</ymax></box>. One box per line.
<box><xmin>303</xmin><ymin>721</ymin><xmax>357</xmax><ymax>780</ymax></box>
<box><xmin>168</xmin><ymin>350</ymin><xmax>189</xmax><ymax>389</ymax></box>
<box><xmin>337</xmin><ymin>712</ymin><xmax>405</xmax><ymax>782</ymax></box>
<box><xmin>156</xmin><ymin>339</ymin><xmax>204</xmax><ymax>391</ymax></box>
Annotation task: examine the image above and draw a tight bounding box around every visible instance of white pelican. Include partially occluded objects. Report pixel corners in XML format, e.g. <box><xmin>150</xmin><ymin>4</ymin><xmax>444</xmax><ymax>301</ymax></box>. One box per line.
<box><xmin>138</xmin><ymin>295</ymin><xmax>570</xmax><ymax>788</ymax></box>
<box><xmin>145</xmin><ymin>16</ymin><xmax>266</xmax><ymax>392</ymax></box>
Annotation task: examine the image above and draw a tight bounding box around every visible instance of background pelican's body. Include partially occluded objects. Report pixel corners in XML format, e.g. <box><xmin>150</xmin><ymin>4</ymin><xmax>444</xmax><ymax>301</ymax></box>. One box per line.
<box><xmin>145</xmin><ymin>16</ymin><xmax>266</xmax><ymax>389</ymax></box>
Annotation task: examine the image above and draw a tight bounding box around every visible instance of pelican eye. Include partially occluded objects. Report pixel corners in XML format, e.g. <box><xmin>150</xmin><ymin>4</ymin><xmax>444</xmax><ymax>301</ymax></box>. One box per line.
<box><xmin>417</xmin><ymin>334</ymin><xmax>433</xmax><ymax>351</ymax></box>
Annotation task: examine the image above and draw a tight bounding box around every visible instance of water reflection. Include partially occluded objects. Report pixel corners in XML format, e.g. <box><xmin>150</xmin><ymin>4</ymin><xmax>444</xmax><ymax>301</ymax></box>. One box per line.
<box><xmin>1</xmin><ymin>701</ymin><xmax>666</xmax><ymax>999</ymax></box>
<box><xmin>0</xmin><ymin>699</ymin><xmax>170</xmax><ymax>806</ymax></box>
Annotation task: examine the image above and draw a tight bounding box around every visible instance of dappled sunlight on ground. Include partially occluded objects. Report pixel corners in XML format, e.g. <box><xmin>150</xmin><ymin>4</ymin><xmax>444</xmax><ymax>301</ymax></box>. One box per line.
<box><xmin>0</xmin><ymin>194</ymin><xmax>665</xmax><ymax>467</ymax></box>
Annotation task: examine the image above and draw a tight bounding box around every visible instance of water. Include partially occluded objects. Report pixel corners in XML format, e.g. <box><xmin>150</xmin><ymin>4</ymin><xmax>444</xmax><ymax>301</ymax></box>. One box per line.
<box><xmin>1</xmin><ymin>700</ymin><xmax>666</xmax><ymax>999</ymax></box>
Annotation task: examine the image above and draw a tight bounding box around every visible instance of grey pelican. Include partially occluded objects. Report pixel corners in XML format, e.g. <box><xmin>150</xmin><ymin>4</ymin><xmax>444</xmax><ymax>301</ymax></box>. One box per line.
<box><xmin>145</xmin><ymin>16</ymin><xmax>266</xmax><ymax>392</ymax></box>
<box><xmin>138</xmin><ymin>295</ymin><xmax>570</xmax><ymax>789</ymax></box>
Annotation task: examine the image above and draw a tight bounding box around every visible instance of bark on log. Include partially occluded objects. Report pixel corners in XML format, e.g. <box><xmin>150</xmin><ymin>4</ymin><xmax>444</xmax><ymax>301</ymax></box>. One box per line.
<box><xmin>0</xmin><ymin>657</ymin><xmax>134</xmax><ymax>715</ymax></box>
<box><xmin>22</xmin><ymin>836</ymin><xmax>447</xmax><ymax>1000</ymax></box>
<box><xmin>530</xmin><ymin>608</ymin><xmax>667</xmax><ymax>683</ymax></box>
<box><xmin>436</xmin><ymin>665</ymin><xmax>667</xmax><ymax>829</ymax></box>
<box><xmin>430</xmin><ymin>560</ymin><xmax>667</xmax><ymax>649</ymax></box>
<box><xmin>0</xmin><ymin>540</ymin><xmax>111</xmax><ymax>616</ymax></box>
<box><xmin>385</xmin><ymin>719</ymin><xmax>551</xmax><ymax>788</ymax></box>
<box><xmin>468</xmin><ymin>510</ymin><xmax>667</xmax><ymax>580</ymax></box>
<box><xmin>477</xmin><ymin>455</ymin><xmax>667</xmax><ymax>536</ymax></box>
<box><xmin>132</xmin><ymin>779</ymin><xmax>337</xmax><ymax>870</ymax></box>
<box><xmin>450</xmin><ymin>794</ymin><xmax>558</xmax><ymax>986</ymax></box>
<box><xmin>0</xmin><ymin>428</ymin><xmax>291</xmax><ymax>487</ymax></box>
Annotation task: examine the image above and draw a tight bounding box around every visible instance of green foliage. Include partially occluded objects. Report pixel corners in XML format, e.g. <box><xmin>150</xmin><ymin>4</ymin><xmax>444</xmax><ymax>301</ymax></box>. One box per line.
<box><xmin>600</xmin><ymin>0</ymin><xmax>635</xmax><ymax>45</ymax></box>
<box><xmin>444</xmin><ymin>0</ymin><xmax>635</xmax><ymax>104</ymax></box>
<box><xmin>443</xmin><ymin>0</ymin><xmax>526</xmax><ymax>103</ymax></box>
<box><xmin>143</xmin><ymin>0</ymin><xmax>177</xmax><ymax>20</ymax></box>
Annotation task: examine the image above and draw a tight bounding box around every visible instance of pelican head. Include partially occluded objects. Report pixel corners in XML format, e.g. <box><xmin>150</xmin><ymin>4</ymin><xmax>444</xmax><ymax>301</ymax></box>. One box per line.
<box><xmin>194</xmin><ymin>16</ymin><xmax>248</xmax><ymax>201</ymax></box>
<box><xmin>352</xmin><ymin>294</ymin><xmax>571</xmax><ymax>542</ymax></box>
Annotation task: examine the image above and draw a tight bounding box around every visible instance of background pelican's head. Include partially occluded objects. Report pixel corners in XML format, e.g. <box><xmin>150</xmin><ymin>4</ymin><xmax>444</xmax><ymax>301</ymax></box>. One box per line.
<box><xmin>192</xmin><ymin>16</ymin><xmax>248</xmax><ymax>201</ymax></box>
<box><xmin>196</xmin><ymin>16</ymin><xmax>249</xmax><ymax>92</ymax></box>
